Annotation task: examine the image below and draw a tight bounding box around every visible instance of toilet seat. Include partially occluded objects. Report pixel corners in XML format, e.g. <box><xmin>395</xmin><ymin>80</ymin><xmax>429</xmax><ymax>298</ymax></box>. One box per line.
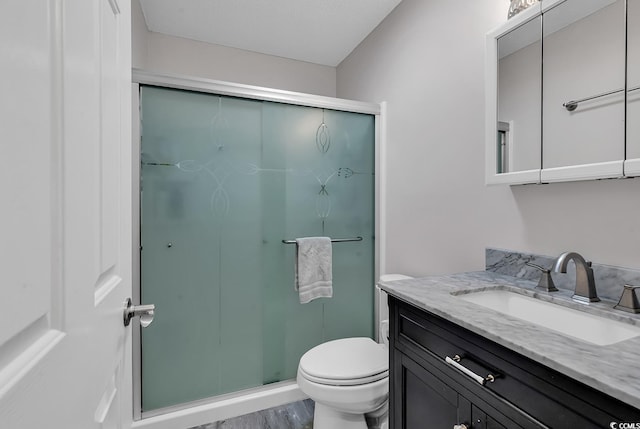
<box><xmin>298</xmin><ymin>366</ymin><xmax>388</xmax><ymax>386</ymax></box>
<box><xmin>298</xmin><ymin>337</ymin><xmax>388</xmax><ymax>386</ymax></box>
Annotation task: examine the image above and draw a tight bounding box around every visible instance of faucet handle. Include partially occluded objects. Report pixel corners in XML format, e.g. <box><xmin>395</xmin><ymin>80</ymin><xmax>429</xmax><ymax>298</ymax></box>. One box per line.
<box><xmin>526</xmin><ymin>262</ymin><xmax>559</xmax><ymax>292</ymax></box>
<box><xmin>526</xmin><ymin>262</ymin><xmax>549</xmax><ymax>273</ymax></box>
<box><xmin>614</xmin><ymin>285</ymin><xmax>640</xmax><ymax>314</ymax></box>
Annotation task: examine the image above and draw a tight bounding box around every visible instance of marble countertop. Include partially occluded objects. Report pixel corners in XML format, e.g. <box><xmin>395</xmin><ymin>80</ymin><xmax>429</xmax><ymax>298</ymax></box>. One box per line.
<box><xmin>379</xmin><ymin>271</ymin><xmax>640</xmax><ymax>409</ymax></box>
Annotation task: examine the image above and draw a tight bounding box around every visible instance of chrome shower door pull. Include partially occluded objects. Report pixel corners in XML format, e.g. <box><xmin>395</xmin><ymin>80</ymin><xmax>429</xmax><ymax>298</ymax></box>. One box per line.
<box><xmin>123</xmin><ymin>298</ymin><xmax>155</xmax><ymax>327</ymax></box>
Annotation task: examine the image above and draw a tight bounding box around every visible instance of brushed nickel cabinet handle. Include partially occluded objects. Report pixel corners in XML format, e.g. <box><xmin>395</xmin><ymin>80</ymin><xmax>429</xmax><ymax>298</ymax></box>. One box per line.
<box><xmin>445</xmin><ymin>355</ymin><xmax>496</xmax><ymax>386</ymax></box>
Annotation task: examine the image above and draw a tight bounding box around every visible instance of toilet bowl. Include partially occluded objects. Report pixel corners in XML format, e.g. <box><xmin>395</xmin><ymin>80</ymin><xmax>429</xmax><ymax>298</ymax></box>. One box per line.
<box><xmin>297</xmin><ymin>337</ymin><xmax>388</xmax><ymax>429</ymax></box>
<box><xmin>296</xmin><ymin>274</ymin><xmax>413</xmax><ymax>429</ymax></box>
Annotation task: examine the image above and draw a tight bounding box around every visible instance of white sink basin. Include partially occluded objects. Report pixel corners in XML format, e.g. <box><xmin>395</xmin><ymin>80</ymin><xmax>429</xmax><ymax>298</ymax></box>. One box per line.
<box><xmin>455</xmin><ymin>289</ymin><xmax>640</xmax><ymax>346</ymax></box>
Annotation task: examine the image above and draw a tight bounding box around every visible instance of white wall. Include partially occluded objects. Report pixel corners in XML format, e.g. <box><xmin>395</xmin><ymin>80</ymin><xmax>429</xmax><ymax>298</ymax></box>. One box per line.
<box><xmin>337</xmin><ymin>0</ymin><xmax>640</xmax><ymax>275</ymax></box>
<box><xmin>131</xmin><ymin>0</ymin><xmax>336</xmax><ymax>97</ymax></box>
<box><xmin>132</xmin><ymin>0</ymin><xmax>148</xmax><ymax>69</ymax></box>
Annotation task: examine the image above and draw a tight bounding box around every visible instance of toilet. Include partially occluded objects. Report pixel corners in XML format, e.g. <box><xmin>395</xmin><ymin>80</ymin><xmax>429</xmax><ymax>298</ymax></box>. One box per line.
<box><xmin>296</xmin><ymin>274</ymin><xmax>413</xmax><ymax>429</ymax></box>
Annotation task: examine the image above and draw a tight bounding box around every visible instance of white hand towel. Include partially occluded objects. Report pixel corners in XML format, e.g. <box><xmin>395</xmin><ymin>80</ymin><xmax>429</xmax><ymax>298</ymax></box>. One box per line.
<box><xmin>295</xmin><ymin>237</ymin><xmax>333</xmax><ymax>304</ymax></box>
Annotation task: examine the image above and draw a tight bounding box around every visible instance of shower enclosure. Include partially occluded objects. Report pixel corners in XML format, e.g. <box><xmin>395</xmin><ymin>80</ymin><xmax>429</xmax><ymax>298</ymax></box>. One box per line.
<box><xmin>135</xmin><ymin>75</ymin><xmax>380</xmax><ymax>419</ymax></box>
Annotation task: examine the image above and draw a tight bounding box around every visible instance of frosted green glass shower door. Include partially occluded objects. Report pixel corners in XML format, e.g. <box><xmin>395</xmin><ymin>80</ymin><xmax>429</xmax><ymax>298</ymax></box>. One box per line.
<box><xmin>140</xmin><ymin>85</ymin><xmax>375</xmax><ymax>412</ymax></box>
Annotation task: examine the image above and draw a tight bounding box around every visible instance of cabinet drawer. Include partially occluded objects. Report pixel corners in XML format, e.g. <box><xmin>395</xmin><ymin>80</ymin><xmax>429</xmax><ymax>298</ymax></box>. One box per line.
<box><xmin>391</xmin><ymin>297</ymin><xmax>640</xmax><ymax>428</ymax></box>
<box><xmin>397</xmin><ymin>348</ymin><xmax>525</xmax><ymax>429</ymax></box>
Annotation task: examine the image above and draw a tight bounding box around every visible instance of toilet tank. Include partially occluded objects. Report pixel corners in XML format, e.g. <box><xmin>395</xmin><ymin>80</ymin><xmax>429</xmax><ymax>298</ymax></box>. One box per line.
<box><xmin>376</xmin><ymin>274</ymin><xmax>413</xmax><ymax>344</ymax></box>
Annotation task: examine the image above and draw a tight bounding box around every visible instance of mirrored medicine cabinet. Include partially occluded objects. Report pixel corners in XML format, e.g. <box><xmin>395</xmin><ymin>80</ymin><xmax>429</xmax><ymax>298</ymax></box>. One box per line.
<box><xmin>628</xmin><ymin>0</ymin><xmax>640</xmax><ymax>175</ymax></box>
<box><xmin>486</xmin><ymin>0</ymin><xmax>638</xmax><ymax>185</ymax></box>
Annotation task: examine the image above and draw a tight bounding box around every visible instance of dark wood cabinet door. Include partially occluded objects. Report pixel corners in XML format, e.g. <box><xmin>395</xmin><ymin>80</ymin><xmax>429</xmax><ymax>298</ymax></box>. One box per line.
<box><xmin>396</xmin><ymin>348</ymin><xmax>523</xmax><ymax>429</ymax></box>
<box><xmin>396</xmin><ymin>351</ymin><xmax>520</xmax><ymax>429</ymax></box>
<box><xmin>472</xmin><ymin>405</ymin><xmax>508</xmax><ymax>429</ymax></box>
<box><xmin>400</xmin><ymin>351</ymin><xmax>471</xmax><ymax>429</ymax></box>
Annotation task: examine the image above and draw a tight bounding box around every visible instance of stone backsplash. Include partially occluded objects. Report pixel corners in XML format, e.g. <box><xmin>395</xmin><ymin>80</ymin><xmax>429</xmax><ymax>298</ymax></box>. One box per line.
<box><xmin>486</xmin><ymin>248</ymin><xmax>640</xmax><ymax>302</ymax></box>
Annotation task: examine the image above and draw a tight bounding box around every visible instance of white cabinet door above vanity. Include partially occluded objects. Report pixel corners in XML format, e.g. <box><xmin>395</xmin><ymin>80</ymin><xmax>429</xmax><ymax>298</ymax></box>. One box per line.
<box><xmin>486</xmin><ymin>4</ymin><xmax>542</xmax><ymax>185</ymax></box>
<box><xmin>626</xmin><ymin>0</ymin><xmax>640</xmax><ymax>176</ymax></box>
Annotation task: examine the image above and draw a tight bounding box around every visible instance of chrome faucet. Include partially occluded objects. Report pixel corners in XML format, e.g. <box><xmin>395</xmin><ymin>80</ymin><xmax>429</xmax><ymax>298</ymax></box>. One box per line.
<box><xmin>552</xmin><ymin>252</ymin><xmax>600</xmax><ymax>303</ymax></box>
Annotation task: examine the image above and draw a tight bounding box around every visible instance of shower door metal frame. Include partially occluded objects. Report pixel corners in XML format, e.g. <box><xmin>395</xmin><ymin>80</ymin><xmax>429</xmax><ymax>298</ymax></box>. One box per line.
<box><xmin>131</xmin><ymin>69</ymin><xmax>387</xmax><ymax>427</ymax></box>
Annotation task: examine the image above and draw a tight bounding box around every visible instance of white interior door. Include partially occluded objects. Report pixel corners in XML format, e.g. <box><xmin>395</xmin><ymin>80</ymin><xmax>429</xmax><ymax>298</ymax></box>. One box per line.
<box><xmin>0</xmin><ymin>1</ymin><xmax>133</xmax><ymax>428</ymax></box>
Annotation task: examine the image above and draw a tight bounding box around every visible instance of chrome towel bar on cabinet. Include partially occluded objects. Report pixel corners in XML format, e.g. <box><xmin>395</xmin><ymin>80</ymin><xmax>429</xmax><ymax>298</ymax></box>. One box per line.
<box><xmin>563</xmin><ymin>85</ymin><xmax>640</xmax><ymax>111</ymax></box>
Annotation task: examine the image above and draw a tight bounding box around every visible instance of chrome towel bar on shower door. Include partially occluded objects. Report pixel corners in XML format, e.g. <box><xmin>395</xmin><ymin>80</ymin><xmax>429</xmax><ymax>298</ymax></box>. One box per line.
<box><xmin>281</xmin><ymin>236</ymin><xmax>363</xmax><ymax>244</ymax></box>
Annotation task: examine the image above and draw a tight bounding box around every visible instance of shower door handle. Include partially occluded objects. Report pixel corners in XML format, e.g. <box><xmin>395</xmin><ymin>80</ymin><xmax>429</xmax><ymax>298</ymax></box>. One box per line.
<box><xmin>123</xmin><ymin>298</ymin><xmax>155</xmax><ymax>327</ymax></box>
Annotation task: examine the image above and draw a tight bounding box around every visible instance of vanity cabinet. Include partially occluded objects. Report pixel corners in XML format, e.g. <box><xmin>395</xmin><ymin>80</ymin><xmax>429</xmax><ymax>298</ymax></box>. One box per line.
<box><xmin>389</xmin><ymin>296</ymin><xmax>640</xmax><ymax>429</ymax></box>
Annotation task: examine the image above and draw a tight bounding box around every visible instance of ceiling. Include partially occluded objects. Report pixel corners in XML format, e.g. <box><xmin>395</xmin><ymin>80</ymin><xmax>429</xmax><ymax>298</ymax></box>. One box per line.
<box><xmin>138</xmin><ymin>0</ymin><xmax>403</xmax><ymax>67</ymax></box>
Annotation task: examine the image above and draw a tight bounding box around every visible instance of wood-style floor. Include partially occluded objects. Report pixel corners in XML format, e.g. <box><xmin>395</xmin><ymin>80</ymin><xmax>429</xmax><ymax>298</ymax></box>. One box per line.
<box><xmin>189</xmin><ymin>399</ymin><xmax>314</xmax><ymax>429</ymax></box>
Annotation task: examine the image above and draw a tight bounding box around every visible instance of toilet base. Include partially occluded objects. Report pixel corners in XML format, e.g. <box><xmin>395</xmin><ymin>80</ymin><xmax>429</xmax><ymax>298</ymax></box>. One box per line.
<box><xmin>366</xmin><ymin>401</ymin><xmax>389</xmax><ymax>429</ymax></box>
<box><xmin>313</xmin><ymin>402</ymin><xmax>368</xmax><ymax>429</ymax></box>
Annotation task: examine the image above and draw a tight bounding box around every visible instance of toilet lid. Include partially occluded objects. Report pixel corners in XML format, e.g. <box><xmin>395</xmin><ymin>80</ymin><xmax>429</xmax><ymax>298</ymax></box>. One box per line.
<box><xmin>299</xmin><ymin>337</ymin><xmax>388</xmax><ymax>386</ymax></box>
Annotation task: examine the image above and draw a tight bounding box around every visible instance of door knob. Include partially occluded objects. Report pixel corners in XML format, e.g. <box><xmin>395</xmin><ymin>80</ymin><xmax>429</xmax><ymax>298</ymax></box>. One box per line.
<box><xmin>123</xmin><ymin>298</ymin><xmax>155</xmax><ymax>327</ymax></box>
<box><xmin>453</xmin><ymin>425</ymin><xmax>469</xmax><ymax>429</ymax></box>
